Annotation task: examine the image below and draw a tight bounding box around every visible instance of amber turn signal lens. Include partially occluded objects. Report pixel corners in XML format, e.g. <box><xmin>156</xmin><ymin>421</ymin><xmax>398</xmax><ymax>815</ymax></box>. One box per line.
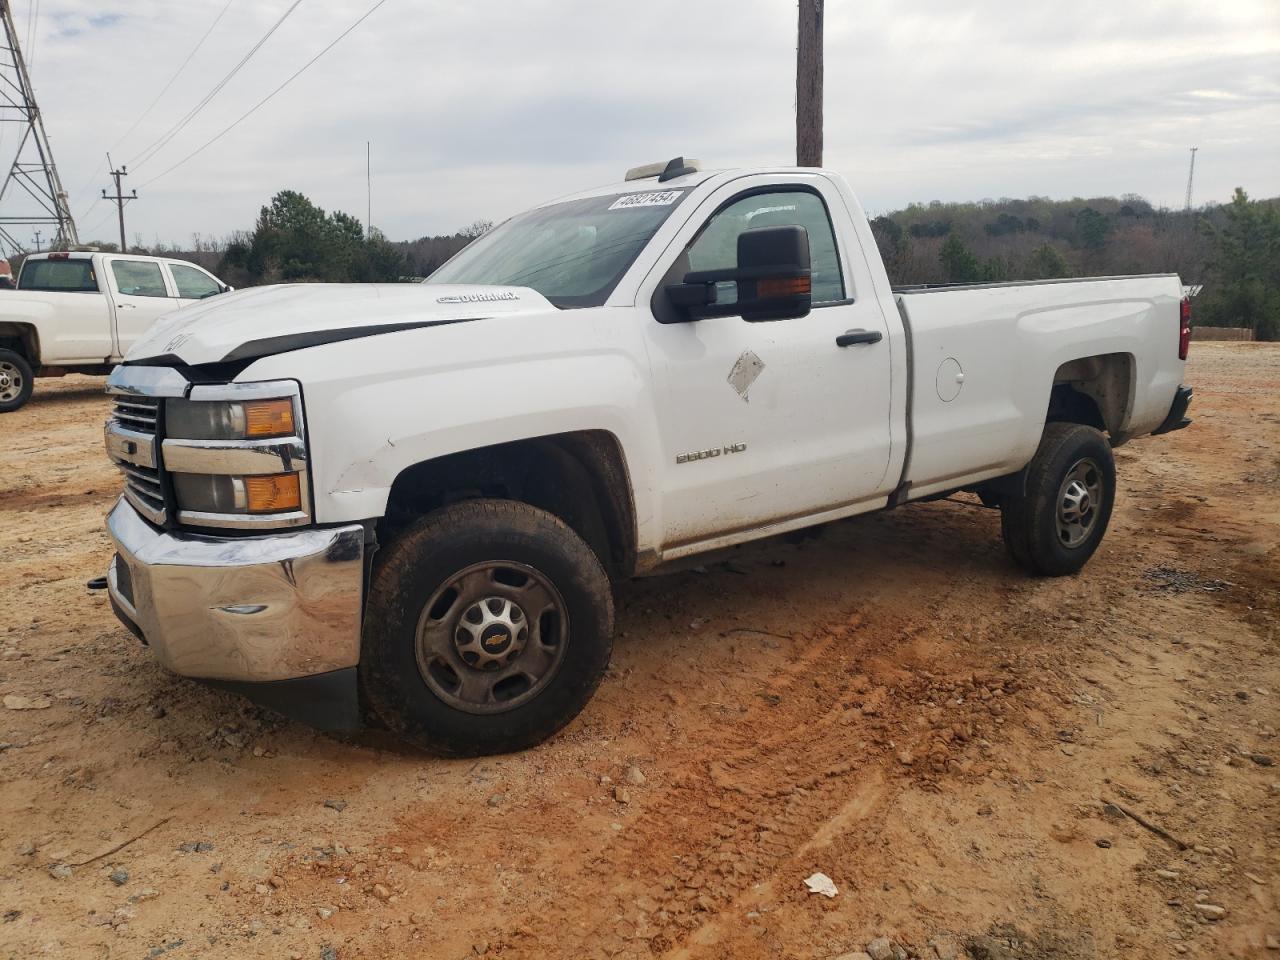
<box><xmin>757</xmin><ymin>275</ymin><xmax>812</xmax><ymax>298</ymax></box>
<box><xmin>244</xmin><ymin>473</ymin><xmax>302</xmax><ymax>513</ymax></box>
<box><xmin>243</xmin><ymin>398</ymin><xmax>295</xmax><ymax>438</ymax></box>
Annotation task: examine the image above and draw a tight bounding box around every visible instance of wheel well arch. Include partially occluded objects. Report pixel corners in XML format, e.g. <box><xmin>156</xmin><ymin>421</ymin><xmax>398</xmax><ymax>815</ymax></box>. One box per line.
<box><xmin>1048</xmin><ymin>353</ymin><xmax>1134</xmax><ymax>438</ymax></box>
<box><xmin>0</xmin><ymin>323</ymin><xmax>39</xmax><ymax>364</ymax></box>
<box><xmin>380</xmin><ymin>430</ymin><xmax>636</xmax><ymax>578</ymax></box>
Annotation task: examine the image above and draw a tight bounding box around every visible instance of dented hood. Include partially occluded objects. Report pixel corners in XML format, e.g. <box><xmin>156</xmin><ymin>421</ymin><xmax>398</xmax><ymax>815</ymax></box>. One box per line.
<box><xmin>126</xmin><ymin>282</ymin><xmax>551</xmax><ymax>367</ymax></box>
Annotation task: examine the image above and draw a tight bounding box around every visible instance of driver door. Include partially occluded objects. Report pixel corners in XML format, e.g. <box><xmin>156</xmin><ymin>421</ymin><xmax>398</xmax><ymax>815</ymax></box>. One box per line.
<box><xmin>641</xmin><ymin>176</ymin><xmax>894</xmax><ymax>551</ymax></box>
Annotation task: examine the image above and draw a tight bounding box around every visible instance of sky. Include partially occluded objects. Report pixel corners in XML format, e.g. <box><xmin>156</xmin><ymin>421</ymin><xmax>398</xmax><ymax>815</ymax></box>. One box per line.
<box><xmin>9</xmin><ymin>0</ymin><xmax>1280</xmax><ymax>248</ymax></box>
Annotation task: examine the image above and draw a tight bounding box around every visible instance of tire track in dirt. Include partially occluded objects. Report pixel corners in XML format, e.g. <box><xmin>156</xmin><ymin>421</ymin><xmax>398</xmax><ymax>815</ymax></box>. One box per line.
<box><xmin>341</xmin><ymin>566</ymin><xmax>1039</xmax><ymax>959</ymax></box>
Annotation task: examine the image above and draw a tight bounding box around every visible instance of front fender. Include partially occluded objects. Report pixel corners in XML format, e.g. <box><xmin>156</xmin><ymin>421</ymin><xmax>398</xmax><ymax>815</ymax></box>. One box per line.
<box><xmin>239</xmin><ymin>311</ymin><xmax>663</xmax><ymax>549</ymax></box>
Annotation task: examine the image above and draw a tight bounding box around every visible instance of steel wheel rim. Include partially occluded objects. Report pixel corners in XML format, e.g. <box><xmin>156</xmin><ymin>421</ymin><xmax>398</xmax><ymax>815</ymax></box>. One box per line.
<box><xmin>0</xmin><ymin>360</ymin><xmax>22</xmax><ymax>403</ymax></box>
<box><xmin>1056</xmin><ymin>457</ymin><xmax>1103</xmax><ymax>548</ymax></box>
<box><xmin>414</xmin><ymin>560</ymin><xmax>569</xmax><ymax>715</ymax></box>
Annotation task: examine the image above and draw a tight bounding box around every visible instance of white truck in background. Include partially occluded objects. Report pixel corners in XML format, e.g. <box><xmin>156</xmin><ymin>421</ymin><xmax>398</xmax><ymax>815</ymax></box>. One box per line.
<box><xmin>98</xmin><ymin>158</ymin><xmax>1193</xmax><ymax>756</ymax></box>
<box><xmin>0</xmin><ymin>251</ymin><xmax>229</xmax><ymax>411</ymax></box>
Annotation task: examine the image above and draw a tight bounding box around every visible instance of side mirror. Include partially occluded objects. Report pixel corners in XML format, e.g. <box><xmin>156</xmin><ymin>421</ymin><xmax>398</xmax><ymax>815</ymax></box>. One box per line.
<box><xmin>665</xmin><ymin>224</ymin><xmax>812</xmax><ymax>322</ymax></box>
<box><xmin>222</xmin><ymin>284</ymin><xmax>235</xmax><ymax>294</ymax></box>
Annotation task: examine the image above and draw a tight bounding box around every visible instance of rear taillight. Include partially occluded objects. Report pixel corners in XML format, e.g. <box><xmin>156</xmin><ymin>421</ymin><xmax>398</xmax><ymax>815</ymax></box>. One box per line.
<box><xmin>1179</xmin><ymin>298</ymin><xmax>1191</xmax><ymax>360</ymax></box>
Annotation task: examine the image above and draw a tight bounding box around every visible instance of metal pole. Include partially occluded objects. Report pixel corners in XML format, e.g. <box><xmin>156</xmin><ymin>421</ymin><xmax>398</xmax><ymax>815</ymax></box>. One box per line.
<box><xmin>366</xmin><ymin>141</ymin><xmax>371</xmax><ymax>237</ymax></box>
<box><xmin>796</xmin><ymin>0</ymin><xmax>824</xmax><ymax>167</ymax></box>
<box><xmin>1184</xmin><ymin>147</ymin><xmax>1198</xmax><ymax>210</ymax></box>
<box><xmin>0</xmin><ymin>0</ymin><xmax>79</xmax><ymax>250</ymax></box>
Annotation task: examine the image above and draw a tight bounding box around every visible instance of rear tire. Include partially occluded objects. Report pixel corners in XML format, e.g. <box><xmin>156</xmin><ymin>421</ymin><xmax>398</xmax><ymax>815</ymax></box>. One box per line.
<box><xmin>0</xmin><ymin>349</ymin><xmax>33</xmax><ymax>413</ymax></box>
<box><xmin>1000</xmin><ymin>423</ymin><xmax>1116</xmax><ymax>576</ymax></box>
<box><xmin>361</xmin><ymin>499</ymin><xmax>614</xmax><ymax>756</ymax></box>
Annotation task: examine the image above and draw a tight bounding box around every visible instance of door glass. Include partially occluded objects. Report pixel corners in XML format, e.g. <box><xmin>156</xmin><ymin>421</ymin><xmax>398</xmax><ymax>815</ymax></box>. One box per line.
<box><xmin>686</xmin><ymin>190</ymin><xmax>845</xmax><ymax>304</ymax></box>
<box><xmin>170</xmin><ymin>263</ymin><xmax>222</xmax><ymax>299</ymax></box>
<box><xmin>110</xmin><ymin>260</ymin><xmax>168</xmax><ymax>297</ymax></box>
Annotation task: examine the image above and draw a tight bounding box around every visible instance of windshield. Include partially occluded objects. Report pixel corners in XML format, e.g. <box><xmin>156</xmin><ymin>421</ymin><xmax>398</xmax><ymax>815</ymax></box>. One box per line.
<box><xmin>427</xmin><ymin>189</ymin><xmax>688</xmax><ymax>308</ymax></box>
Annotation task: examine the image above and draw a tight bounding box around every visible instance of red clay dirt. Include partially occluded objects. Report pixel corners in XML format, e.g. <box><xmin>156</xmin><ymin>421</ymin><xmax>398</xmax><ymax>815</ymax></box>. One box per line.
<box><xmin>1</xmin><ymin>342</ymin><xmax>1276</xmax><ymax>959</ymax></box>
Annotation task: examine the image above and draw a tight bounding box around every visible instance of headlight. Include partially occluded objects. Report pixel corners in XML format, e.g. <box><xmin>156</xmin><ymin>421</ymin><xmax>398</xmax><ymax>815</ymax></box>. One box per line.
<box><xmin>172</xmin><ymin>472</ymin><xmax>303</xmax><ymax>515</ymax></box>
<box><xmin>160</xmin><ymin>382</ymin><xmax>310</xmax><ymax>530</ymax></box>
<box><xmin>166</xmin><ymin>397</ymin><xmax>296</xmax><ymax>440</ymax></box>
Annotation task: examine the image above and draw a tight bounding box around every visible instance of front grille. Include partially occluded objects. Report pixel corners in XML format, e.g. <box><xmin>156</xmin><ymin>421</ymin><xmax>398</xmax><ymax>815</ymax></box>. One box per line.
<box><xmin>120</xmin><ymin>461</ymin><xmax>166</xmax><ymax>519</ymax></box>
<box><xmin>108</xmin><ymin>395</ymin><xmax>168</xmax><ymax>525</ymax></box>
<box><xmin>112</xmin><ymin>396</ymin><xmax>159</xmax><ymax>434</ymax></box>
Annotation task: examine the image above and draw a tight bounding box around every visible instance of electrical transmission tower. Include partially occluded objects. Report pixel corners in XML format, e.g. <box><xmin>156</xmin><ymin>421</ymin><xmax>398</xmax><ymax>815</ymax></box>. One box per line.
<box><xmin>1184</xmin><ymin>147</ymin><xmax>1198</xmax><ymax>211</ymax></box>
<box><xmin>0</xmin><ymin>1</ymin><xmax>78</xmax><ymax>255</ymax></box>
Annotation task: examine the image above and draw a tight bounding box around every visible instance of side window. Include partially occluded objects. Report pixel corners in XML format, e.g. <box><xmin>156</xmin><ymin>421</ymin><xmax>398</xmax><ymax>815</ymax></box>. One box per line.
<box><xmin>686</xmin><ymin>190</ymin><xmax>846</xmax><ymax>305</ymax></box>
<box><xmin>110</xmin><ymin>260</ymin><xmax>169</xmax><ymax>298</ymax></box>
<box><xmin>170</xmin><ymin>263</ymin><xmax>222</xmax><ymax>299</ymax></box>
<box><xmin>16</xmin><ymin>259</ymin><xmax>99</xmax><ymax>292</ymax></box>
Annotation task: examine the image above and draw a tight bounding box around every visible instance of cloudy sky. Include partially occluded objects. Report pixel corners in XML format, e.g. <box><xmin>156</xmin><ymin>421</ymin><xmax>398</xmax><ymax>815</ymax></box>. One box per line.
<box><xmin>12</xmin><ymin>0</ymin><xmax>1280</xmax><ymax>248</ymax></box>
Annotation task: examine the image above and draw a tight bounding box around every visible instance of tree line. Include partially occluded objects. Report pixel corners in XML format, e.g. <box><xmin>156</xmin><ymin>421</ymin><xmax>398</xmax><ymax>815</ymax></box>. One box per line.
<box><xmin>54</xmin><ymin>190</ymin><xmax>489</xmax><ymax>289</ymax></box>
<box><xmin>61</xmin><ymin>183</ymin><xmax>1279</xmax><ymax>341</ymax></box>
<box><xmin>870</xmin><ymin>188</ymin><xmax>1279</xmax><ymax>339</ymax></box>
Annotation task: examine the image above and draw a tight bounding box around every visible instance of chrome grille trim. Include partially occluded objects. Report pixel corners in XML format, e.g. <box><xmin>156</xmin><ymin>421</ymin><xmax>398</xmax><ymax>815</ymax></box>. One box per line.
<box><xmin>106</xmin><ymin>365</ymin><xmax>190</xmax><ymax>399</ymax></box>
<box><xmin>106</xmin><ymin>389</ymin><xmax>169</xmax><ymax>525</ymax></box>
<box><xmin>111</xmin><ymin>396</ymin><xmax>160</xmax><ymax>434</ymax></box>
<box><xmin>104</xmin><ymin>367</ymin><xmax>311</xmax><ymax>531</ymax></box>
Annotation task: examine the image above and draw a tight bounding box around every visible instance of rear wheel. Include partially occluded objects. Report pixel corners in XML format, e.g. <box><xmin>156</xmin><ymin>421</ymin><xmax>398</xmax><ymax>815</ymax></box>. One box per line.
<box><xmin>0</xmin><ymin>349</ymin><xmax>33</xmax><ymax>413</ymax></box>
<box><xmin>1000</xmin><ymin>422</ymin><xmax>1116</xmax><ymax>576</ymax></box>
<box><xmin>361</xmin><ymin>499</ymin><xmax>614</xmax><ymax>756</ymax></box>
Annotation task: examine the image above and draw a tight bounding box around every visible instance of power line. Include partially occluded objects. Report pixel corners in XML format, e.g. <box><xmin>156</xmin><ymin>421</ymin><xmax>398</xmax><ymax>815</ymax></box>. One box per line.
<box><xmin>110</xmin><ymin>0</ymin><xmax>236</xmax><ymax>154</ymax></box>
<box><xmin>71</xmin><ymin>158</ymin><xmax>107</xmax><ymax>221</ymax></box>
<box><xmin>81</xmin><ymin>202</ymin><xmax>117</xmax><ymax>240</ymax></box>
<box><xmin>139</xmin><ymin>0</ymin><xmax>392</xmax><ymax>190</ymax></box>
<box><xmin>128</xmin><ymin>0</ymin><xmax>304</xmax><ymax>171</ymax></box>
<box><xmin>71</xmin><ymin>2</ymin><xmax>234</xmax><ymax>219</ymax></box>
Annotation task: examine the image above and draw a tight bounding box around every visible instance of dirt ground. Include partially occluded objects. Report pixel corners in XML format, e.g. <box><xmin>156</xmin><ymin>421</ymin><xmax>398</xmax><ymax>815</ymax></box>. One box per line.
<box><xmin>1</xmin><ymin>342</ymin><xmax>1277</xmax><ymax>960</ymax></box>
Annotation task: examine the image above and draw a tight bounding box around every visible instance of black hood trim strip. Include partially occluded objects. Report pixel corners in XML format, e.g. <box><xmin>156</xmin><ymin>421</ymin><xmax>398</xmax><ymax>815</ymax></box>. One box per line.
<box><xmin>217</xmin><ymin>316</ymin><xmax>482</xmax><ymax>363</ymax></box>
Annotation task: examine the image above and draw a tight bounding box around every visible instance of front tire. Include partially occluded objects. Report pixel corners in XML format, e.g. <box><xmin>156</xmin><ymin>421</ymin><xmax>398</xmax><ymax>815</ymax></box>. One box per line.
<box><xmin>0</xmin><ymin>349</ymin><xmax>33</xmax><ymax>413</ymax></box>
<box><xmin>1001</xmin><ymin>422</ymin><xmax>1116</xmax><ymax>576</ymax></box>
<box><xmin>361</xmin><ymin>499</ymin><xmax>614</xmax><ymax>756</ymax></box>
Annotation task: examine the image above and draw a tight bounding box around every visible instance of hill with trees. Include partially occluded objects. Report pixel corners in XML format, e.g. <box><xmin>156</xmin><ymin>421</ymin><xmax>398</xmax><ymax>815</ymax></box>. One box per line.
<box><xmin>870</xmin><ymin>188</ymin><xmax>1279</xmax><ymax>339</ymax></box>
<box><xmin>60</xmin><ymin>185</ymin><xmax>1278</xmax><ymax>341</ymax></box>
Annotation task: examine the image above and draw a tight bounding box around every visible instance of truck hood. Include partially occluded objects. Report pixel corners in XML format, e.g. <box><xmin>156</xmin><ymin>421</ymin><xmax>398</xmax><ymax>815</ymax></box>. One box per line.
<box><xmin>126</xmin><ymin>283</ymin><xmax>553</xmax><ymax>367</ymax></box>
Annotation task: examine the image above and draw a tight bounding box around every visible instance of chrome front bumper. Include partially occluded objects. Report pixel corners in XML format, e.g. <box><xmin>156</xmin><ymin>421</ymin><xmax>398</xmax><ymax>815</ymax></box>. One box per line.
<box><xmin>106</xmin><ymin>497</ymin><xmax>366</xmax><ymax>684</ymax></box>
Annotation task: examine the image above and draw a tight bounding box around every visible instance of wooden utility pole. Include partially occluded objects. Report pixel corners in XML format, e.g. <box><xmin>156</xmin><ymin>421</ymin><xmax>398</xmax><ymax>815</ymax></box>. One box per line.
<box><xmin>102</xmin><ymin>155</ymin><xmax>137</xmax><ymax>253</ymax></box>
<box><xmin>796</xmin><ymin>0</ymin><xmax>824</xmax><ymax>167</ymax></box>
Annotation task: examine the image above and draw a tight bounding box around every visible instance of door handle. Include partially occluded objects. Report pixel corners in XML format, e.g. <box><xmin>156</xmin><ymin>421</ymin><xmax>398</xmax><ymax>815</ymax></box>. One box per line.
<box><xmin>116</xmin><ymin>303</ymin><xmax>136</xmax><ymax>309</ymax></box>
<box><xmin>836</xmin><ymin>329</ymin><xmax>882</xmax><ymax>347</ymax></box>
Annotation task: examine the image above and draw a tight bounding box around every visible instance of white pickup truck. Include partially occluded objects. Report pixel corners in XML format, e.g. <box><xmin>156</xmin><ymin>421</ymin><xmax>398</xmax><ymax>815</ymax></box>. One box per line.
<box><xmin>99</xmin><ymin>159</ymin><xmax>1193</xmax><ymax>755</ymax></box>
<box><xmin>0</xmin><ymin>251</ymin><xmax>228</xmax><ymax>411</ymax></box>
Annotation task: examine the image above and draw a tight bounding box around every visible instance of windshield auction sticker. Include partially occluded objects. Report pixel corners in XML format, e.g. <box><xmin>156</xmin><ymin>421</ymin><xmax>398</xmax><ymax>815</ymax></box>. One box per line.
<box><xmin>608</xmin><ymin>191</ymin><xmax>682</xmax><ymax>210</ymax></box>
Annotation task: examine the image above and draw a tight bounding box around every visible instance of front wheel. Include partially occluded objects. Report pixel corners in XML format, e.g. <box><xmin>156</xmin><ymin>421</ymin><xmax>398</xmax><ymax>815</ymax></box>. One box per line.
<box><xmin>0</xmin><ymin>349</ymin><xmax>33</xmax><ymax>413</ymax></box>
<box><xmin>1001</xmin><ymin>422</ymin><xmax>1116</xmax><ymax>576</ymax></box>
<box><xmin>361</xmin><ymin>499</ymin><xmax>614</xmax><ymax>756</ymax></box>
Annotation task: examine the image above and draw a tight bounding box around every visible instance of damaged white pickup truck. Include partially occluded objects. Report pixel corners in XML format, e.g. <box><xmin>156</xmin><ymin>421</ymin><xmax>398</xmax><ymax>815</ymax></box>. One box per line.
<box><xmin>100</xmin><ymin>158</ymin><xmax>1193</xmax><ymax>755</ymax></box>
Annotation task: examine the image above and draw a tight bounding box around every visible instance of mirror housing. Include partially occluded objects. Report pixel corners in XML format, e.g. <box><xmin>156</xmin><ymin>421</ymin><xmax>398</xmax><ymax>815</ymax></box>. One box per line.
<box><xmin>665</xmin><ymin>224</ymin><xmax>812</xmax><ymax>322</ymax></box>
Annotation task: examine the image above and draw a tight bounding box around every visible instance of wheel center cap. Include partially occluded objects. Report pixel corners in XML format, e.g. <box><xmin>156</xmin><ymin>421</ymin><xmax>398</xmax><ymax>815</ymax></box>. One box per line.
<box><xmin>480</xmin><ymin>624</ymin><xmax>513</xmax><ymax>654</ymax></box>
<box><xmin>0</xmin><ymin>374</ymin><xmax>10</xmax><ymax>388</ymax></box>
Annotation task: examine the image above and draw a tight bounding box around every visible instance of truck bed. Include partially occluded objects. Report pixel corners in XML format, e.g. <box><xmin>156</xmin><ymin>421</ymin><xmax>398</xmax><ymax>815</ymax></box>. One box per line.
<box><xmin>893</xmin><ymin>273</ymin><xmax>1184</xmax><ymax>500</ymax></box>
